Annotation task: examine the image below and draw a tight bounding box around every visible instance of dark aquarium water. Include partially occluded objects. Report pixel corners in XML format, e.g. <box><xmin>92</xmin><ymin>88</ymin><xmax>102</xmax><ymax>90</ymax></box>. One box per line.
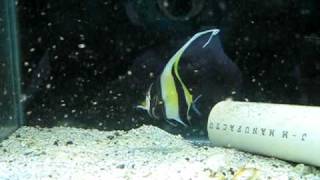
<box><xmin>0</xmin><ymin>0</ymin><xmax>319</xmax><ymax>139</ymax></box>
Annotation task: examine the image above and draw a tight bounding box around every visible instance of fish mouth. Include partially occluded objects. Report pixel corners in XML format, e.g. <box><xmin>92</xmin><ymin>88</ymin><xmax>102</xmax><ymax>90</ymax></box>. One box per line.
<box><xmin>157</xmin><ymin>0</ymin><xmax>205</xmax><ymax>21</ymax></box>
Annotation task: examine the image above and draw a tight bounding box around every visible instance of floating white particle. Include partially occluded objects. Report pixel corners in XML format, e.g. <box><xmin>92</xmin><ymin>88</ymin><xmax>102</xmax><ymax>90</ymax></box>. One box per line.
<box><xmin>163</xmin><ymin>1</ymin><xmax>169</xmax><ymax>7</ymax></box>
<box><xmin>78</xmin><ymin>44</ymin><xmax>86</xmax><ymax>49</ymax></box>
<box><xmin>92</xmin><ymin>101</ymin><xmax>98</xmax><ymax>105</ymax></box>
<box><xmin>118</xmin><ymin>75</ymin><xmax>125</xmax><ymax>80</ymax></box>
<box><xmin>126</xmin><ymin>48</ymin><xmax>132</xmax><ymax>52</ymax></box>
<box><xmin>71</xmin><ymin>109</ymin><xmax>76</xmax><ymax>113</ymax></box>
<box><xmin>37</xmin><ymin>37</ymin><xmax>42</xmax><ymax>43</ymax></box>
<box><xmin>26</xmin><ymin>111</ymin><xmax>32</xmax><ymax>115</ymax></box>
<box><xmin>149</xmin><ymin>72</ymin><xmax>154</xmax><ymax>77</ymax></box>
<box><xmin>46</xmin><ymin>84</ymin><xmax>51</xmax><ymax>89</ymax></box>
<box><xmin>59</xmin><ymin>36</ymin><xmax>64</xmax><ymax>41</ymax></box>
<box><xmin>24</xmin><ymin>61</ymin><xmax>29</xmax><ymax>66</ymax></box>
<box><xmin>127</xmin><ymin>70</ymin><xmax>132</xmax><ymax>76</ymax></box>
<box><xmin>64</xmin><ymin>114</ymin><xmax>68</xmax><ymax>118</ymax></box>
<box><xmin>20</xmin><ymin>94</ymin><xmax>27</xmax><ymax>102</ymax></box>
<box><xmin>29</xmin><ymin>48</ymin><xmax>35</xmax><ymax>52</ymax></box>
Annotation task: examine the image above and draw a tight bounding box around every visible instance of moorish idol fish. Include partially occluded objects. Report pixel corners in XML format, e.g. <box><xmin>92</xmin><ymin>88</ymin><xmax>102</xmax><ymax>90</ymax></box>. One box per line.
<box><xmin>138</xmin><ymin>29</ymin><xmax>221</xmax><ymax>127</ymax></box>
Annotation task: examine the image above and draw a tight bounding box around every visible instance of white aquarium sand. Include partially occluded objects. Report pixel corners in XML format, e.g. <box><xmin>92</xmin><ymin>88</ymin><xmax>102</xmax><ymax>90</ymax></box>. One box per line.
<box><xmin>0</xmin><ymin>125</ymin><xmax>319</xmax><ymax>180</ymax></box>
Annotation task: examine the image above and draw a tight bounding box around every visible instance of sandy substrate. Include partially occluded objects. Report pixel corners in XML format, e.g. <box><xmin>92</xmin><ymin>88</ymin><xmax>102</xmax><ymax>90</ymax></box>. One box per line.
<box><xmin>0</xmin><ymin>125</ymin><xmax>319</xmax><ymax>180</ymax></box>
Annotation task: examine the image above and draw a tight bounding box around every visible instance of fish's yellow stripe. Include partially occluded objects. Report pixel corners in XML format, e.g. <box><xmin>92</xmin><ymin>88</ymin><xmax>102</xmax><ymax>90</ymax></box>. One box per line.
<box><xmin>160</xmin><ymin>53</ymin><xmax>183</xmax><ymax>125</ymax></box>
<box><xmin>160</xmin><ymin>29</ymin><xmax>220</xmax><ymax>126</ymax></box>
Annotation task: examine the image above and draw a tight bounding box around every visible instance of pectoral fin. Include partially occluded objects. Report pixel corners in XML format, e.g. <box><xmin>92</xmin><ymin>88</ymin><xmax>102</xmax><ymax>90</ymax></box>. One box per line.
<box><xmin>191</xmin><ymin>94</ymin><xmax>202</xmax><ymax>116</ymax></box>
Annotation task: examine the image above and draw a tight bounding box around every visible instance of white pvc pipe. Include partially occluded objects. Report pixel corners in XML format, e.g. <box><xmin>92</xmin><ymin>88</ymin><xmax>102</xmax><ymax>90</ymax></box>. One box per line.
<box><xmin>207</xmin><ymin>101</ymin><xmax>320</xmax><ymax>167</ymax></box>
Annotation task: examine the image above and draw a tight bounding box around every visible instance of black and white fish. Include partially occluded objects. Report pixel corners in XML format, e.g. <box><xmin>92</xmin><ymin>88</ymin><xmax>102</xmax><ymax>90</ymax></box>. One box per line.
<box><xmin>137</xmin><ymin>28</ymin><xmax>242</xmax><ymax>127</ymax></box>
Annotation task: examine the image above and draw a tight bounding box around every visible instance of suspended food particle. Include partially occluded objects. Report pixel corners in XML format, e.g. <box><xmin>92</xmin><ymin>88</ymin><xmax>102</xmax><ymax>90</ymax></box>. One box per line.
<box><xmin>78</xmin><ymin>44</ymin><xmax>86</xmax><ymax>49</ymax></box>
<box><xmin>92</xmin><ymin>101</ymin><xmax>98</xmax><ymax>105</ymax></box>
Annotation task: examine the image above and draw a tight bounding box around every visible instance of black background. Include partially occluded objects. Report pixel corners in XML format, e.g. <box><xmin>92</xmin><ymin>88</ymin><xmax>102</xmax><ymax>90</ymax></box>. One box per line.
<box><xmin>17</xmin><ymin>0</ymin><xmax>320</xmax><ymax>137</ymax></box>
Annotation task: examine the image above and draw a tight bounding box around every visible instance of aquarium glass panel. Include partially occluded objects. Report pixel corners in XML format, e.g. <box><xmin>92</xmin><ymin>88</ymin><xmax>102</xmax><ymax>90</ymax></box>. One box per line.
<box><xmin>17</xmin><ymin>0</ymin><xmax>319</xmax><ymax>138</ymax></box>
<box><xmin>0</xmin><ymin>0</ymin><xmax>23</xmax><ymax>140</ymax></box>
